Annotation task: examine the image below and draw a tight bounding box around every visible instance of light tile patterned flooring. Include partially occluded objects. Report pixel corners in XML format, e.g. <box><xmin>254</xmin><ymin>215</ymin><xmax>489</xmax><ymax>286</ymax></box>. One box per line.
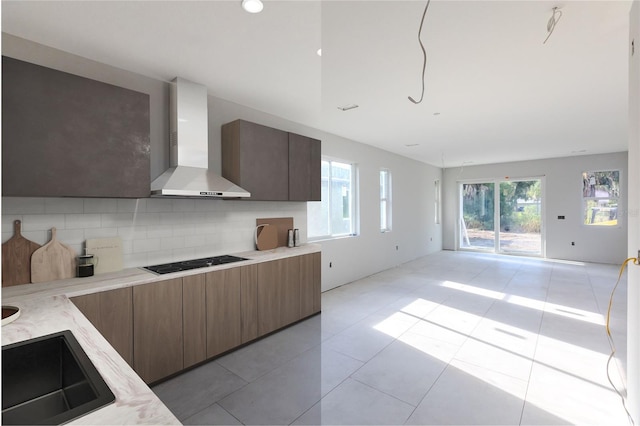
<box><xmin>153</xmin><ymin>250</ymin><xmax>630</xmax><ymax>425</ymax></box>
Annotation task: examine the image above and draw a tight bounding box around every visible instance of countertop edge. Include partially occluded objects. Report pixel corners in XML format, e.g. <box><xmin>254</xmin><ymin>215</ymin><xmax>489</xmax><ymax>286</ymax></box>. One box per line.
<box><xmin>1</xmin><ymin>244</ymin><xmax>320</xmax><ymax>425</ymax></box>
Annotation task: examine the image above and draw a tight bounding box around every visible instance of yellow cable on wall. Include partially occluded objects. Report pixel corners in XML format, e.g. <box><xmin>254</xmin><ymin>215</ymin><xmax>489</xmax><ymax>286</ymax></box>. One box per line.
<box><xmin>606</xmin><ymin>256</ymin><xmax>639</xmax><ymax>425</ymax></box>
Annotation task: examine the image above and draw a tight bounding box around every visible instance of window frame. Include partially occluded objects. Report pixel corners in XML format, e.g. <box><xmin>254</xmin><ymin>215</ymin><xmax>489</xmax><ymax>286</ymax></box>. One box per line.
<box><xmin>307</xmin><ymin>157</ymin><xmax>359</xmax><ymax>241</ymax></box>
<box><xmin>380</xmin><ymin>168</ymin><xmax>392</xmax><ymax>233</ymax></box>
<box><xmin>435</xmin><ymin>179</ymin><xmax>441</xmax><ymax>225</ymax></box>
<box><xmin>581</xmin><ymin>170</ymin><xmax>621</xmax><ymax>228</ymax></box>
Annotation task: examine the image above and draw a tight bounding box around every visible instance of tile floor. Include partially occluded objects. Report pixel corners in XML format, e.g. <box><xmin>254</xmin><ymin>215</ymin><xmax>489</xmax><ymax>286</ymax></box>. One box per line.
<box><xmin>152</xmin><ymin>250</ymin><xmax>631</xmax><ymax>425</ymax></box>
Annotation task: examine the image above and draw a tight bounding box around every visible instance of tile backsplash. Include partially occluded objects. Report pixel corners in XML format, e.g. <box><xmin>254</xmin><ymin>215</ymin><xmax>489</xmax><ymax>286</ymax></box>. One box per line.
<box><xmin>2</xmin><ymin>197</ymin><xmax>307</xmax><ymax>268</ymax></box>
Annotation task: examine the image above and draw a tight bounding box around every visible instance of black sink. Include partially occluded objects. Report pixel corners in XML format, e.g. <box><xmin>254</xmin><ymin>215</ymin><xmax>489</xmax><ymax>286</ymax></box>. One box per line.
<box><xmin>2</xmin><ymin>330</ymin><xmax>115</xmax><ymax>425</ymax></box>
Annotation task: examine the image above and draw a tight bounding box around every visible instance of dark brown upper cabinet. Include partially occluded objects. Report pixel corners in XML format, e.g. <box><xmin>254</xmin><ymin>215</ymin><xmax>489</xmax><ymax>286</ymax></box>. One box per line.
<box><xmin>289</xmin><ymin>132</ymin><xmax>321</xmax><ymax>201</ymax></box>
<box><xmin>222</xmin><ymin>119</ymin><xmax>321</xmax><ymax>201</ymax></box>
<box><xmin>1</xmin><ymin>56</ymin><xmax>150</xmax><ymax>198</ymax></box>
<box><xmin>222</xmin><ymin>120</ymin><xmax>289</xmax><ymax>201</ymax></box>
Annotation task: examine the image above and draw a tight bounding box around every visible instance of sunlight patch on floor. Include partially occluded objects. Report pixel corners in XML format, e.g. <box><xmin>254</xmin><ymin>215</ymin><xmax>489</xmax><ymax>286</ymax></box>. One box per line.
<box><xmin>372</xmin><ymin>297</ymin><xmax>627</xmax><ymax>425</ymax></box>
<box><xmin>441</xmin><ymin>280</ymin><xmax>605</xmax><ymax>325</ymax></box>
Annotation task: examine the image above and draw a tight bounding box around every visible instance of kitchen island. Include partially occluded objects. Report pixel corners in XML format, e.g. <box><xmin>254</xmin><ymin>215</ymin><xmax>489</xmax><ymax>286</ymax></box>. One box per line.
<box><xmin>2</xmin><ymin>244</ymin><xmax>320</xmax><ymax>425</ymax></box>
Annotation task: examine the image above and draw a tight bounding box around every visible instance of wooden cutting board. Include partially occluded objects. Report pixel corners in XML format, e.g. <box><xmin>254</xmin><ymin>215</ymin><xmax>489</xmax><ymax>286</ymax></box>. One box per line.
<box><xmin>255</xmin><ymin>225</ymin><xmax>278</xmax><ymax>251</ymax></box>
<box><xmin>31</xmin><ymin>227</ymin><xmax>77</xmax><ymax>283</ymax></box>
<box><xmin>256</xmin><ymin>217</ymin><xmax>294</xmax><ymax>248</ymax></box>
<box><xmin>2</xmin><ymin>220</ymin><xmax>41</xmax><ymax>287</ymax></box>
<box><xmin>86</xmin><ymin>237</ymin><xmax>123</xmax><ymax>274</ymax></box>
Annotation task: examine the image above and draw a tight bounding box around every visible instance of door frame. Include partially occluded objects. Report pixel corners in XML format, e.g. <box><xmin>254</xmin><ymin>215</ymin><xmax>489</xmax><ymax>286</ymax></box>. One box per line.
<box><xmin>457</xmin><ymin>176</ymin><xmax>546</xmax><ymax>257</ymax></box>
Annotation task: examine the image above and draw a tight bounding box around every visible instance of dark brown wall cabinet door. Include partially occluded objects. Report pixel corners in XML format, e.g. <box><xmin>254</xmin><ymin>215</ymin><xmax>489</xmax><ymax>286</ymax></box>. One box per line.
<box><xmin>71</xmin><ymin>287</ymin><xmax>133</xmax><ymax>367</ymax></box>
<box><xmin>206</xmin><ymin>268</ymin><xmax>242</xmax><ymax>358</ymax></box>
<box><xmin>222</xmin><ymin>119</ymin><xmax>289</xmax><ymax>201</ymax></box>
<box><xmin>257</xmin><ymin>257</ymin><xmax>301</xmax><ymax>336</ymax></box>
<box><xmin>133</xmin><ymin>278</ymin><xmax>183</xmax><ymax>384</ymax></box>
<box><xmin>183</xmin><ymin>274</ymin><xmax>207</xmax><ymax>369</ymax></box>
<box><xmin>1</xmin><ymin>56</ymin><xmax>150</xmax><ymax>198</ymax></box>
<box><xmin>289</xmin><ymin>133</ymin><xmax>321</xmax><ymax>201</ymax></box>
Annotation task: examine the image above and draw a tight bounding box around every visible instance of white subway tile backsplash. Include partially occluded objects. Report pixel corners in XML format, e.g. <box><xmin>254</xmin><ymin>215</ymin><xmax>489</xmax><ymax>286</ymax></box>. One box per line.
<box><xmin>172</xmin><ymin>223</ymin><xmax>197</xmax><ymax>237</ymax></box>
<box><xmin>124</xmin><ymin>252</ymin><xmax>148</xmax><ymax>269</ymax></box>
<box><xmin>146</xmin><ymin>198</ymin><xmax>174</xmax><ymax>213</ymax></box>
<box><xmin>133</xmin><ymin>238</ymin><xmax>161</xmax><ymax>254</ymax></box>
<box><xmin>85</xmin><ymin>227</ymin><xmax>119</xmax><ymax>239</ymax></box>
<box><xmin>101</xmin><ymin>212</ymin><xmax>135</xmax><ymax>228</ymax></box>
<box><xmin>2</xmin><ymin>196</ymin><xmax>305</xmax><ymax>269</ymax></box>
<box><xmin>184</xmin><ymin>234</ymin><xmax>206</xmax><ymax>247</ymax></box>
<box><xmin>2</xmin><ymin>215</ymin><xmax>22</xmax><ymax>235</ymax></box>
<box><xmin>161</xmin><ymin>236</ymin><xmax>184</xmax><ymax>250</ymax></box>
<box><xmin>65</xmin><ymin>214</ymin><xmax>102</xmax><ymax>229</ymax></box>
<box><xmin>147</xmin><ymin>225</ymin><xmax>173</xmax><ymax>239</ymax></box>
<box><xmin>22</xmin><ymin>214</ymin><xmax>66</xmax><ymax>232</ymax></box>
<box><xmin>117</xmin><ymin>226</ymin><xmax>147</xmax><ymax>240</ymax></box>
<box><xmin>135</xmin><ymin>212</ymin><xmax>161</xmax><ymax>226</ymax></box>
<box><xmin>172</xmin><ymin>247</ymin><xmax>197</xmax><ymax>261</ymax></box>
<box><xmin>84</xmin><ymin>198</ymin><xmax>118</xmax><ymax>213</ymax></box>
<box><xmin>2</xmin><ymin>198</ymin><xmax>45</xmax><ymax>215</ymax></box>
<box><xmin>56</xmin><ymin>229</ymin><xmax>85</xmax><ymax>245</ymax></box>
<box><xmin>173</xmin><ymin>199</ymin><xmax>196</xmax><ymax>212</ymax></box>
<box><xmin>117</xmin><ymin>198</ymin><xmax>146</xmax><ymax>213</ymax></box>
<box><xmin>159</xmin><ymin>212</ymin><xmax>185</xmax><ymax>226</ymax></box>
<box><xmin>121</xmin><ymin>239</ymin><xmax>133</xmax><ymax>255</ymax></box>
<box><xmin>44</xmin><ymin>198</ymin><xmax>84</xmax><ymax>214</ymax></box>
<box><xmin>146</xmin><ymin>250</ymin><xmax>174</xmax><ymax>265</ymax></box>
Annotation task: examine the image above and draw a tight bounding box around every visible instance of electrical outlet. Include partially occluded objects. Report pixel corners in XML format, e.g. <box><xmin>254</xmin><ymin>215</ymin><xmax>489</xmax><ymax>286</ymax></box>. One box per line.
<box><xmin>396</xmin><ymin>245</ymin><xmax>399</xmax><ymax>250</ymax></box>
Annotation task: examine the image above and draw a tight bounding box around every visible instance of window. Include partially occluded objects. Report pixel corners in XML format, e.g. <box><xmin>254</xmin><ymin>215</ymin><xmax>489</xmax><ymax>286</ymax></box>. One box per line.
<box><xmin>308</xmin><ymin>159</ymin><xmax>357</xmax><ymax>239</ymax></box>
<box><xmin>435</xmin><ymin>179</ymin><xmax>441</xmax><ymax>225</ymax></box>
<box><xmin>582</xmin><ymin>170</ymin><xmax>620</xmax><ymax>226</ymax></box>
<box><xmin>380</xmin><ymin>169</ymin><xmax>392</xmax><ymax>232</ymax></box>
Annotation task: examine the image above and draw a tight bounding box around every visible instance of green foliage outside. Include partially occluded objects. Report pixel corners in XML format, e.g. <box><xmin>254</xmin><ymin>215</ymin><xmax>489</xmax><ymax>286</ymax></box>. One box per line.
<box><xmin>463</xmin><ymin>181</ymin><xmax>541</xmax><ymax>233</ymax></box>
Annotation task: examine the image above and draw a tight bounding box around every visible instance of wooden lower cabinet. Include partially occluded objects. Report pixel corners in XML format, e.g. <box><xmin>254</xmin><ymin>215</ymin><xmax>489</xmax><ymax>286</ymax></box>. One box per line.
<box><xmin>183</xmin><ymin>274</ymin><xmax>206</xmax><ymax>368</ymax></box>
<box><xmin>72</xmin><ymin>252</ymin><xmax>320</xmax><ymax>384</ymax></box>
<box><xmin>71</xmin><ymin>287</ymin><xmax>133</xmax><ymax>366</ymax></box>
<box><xmin>133</xmin><ymin>278</ymin><xmax>183</xmax><ymax>384</ymax></box>
<box><xmin>241</xmin><ymin>264</ymin><xmax>258</xmax><ymax>343</ymax></box>
<box><xmin>206</xmin><ymin>268</ymin><xmax>242</xmax><ymax>358</ymax></box>
<box><xmin>300</xmin><ymin>252</ymin><xmax>321</xmax><ymax>318</ymax></box>
<box><xmin>257</xmin><ymin>257</ymin><xmax>301</xmax><ymax>336</ymax></box>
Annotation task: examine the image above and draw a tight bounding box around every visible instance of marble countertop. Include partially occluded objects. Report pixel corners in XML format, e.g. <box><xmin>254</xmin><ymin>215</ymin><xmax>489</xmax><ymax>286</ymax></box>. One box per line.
<box><xmin>1</xmin><ymin>243</ymin><xmax>320</xmax><ymax>425</ymax></box>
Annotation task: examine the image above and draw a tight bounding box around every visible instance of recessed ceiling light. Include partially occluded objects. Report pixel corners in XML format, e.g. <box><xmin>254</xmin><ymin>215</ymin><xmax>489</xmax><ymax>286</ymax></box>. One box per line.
<box><xmin>337</xmin><ymin>104</ymin><xmax>359</xmax><ymax>111</ymax></box>
<box><xmin>433</xmin><ymin>112</ymin><xmax>441</xmax><ymax>116</ymax></box>
<box><xmin>571</xmin><ymin>149</ymin><xmax>587</xmax><ymax>154</ymax></box>
<box><xmin>317</xmin><ymin>48</ymin><xmax>322</xmax><ymax>57</ymax></box>
<box><xmin>242</xmin><ymin>0</ymin><xmax>263</xmax><ymax>14</ymax></box>
<box><xmin>405</xmin><ymin>143</ymin><xmax>420</xmax><ymax>147</ymax></box>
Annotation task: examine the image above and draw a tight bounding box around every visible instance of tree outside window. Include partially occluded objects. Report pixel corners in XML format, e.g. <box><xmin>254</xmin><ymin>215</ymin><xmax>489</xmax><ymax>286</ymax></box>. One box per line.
<box><xmin>582</xmin><ymin>170</ymin><xmax>619</xmax><ymax>226</ymax></box>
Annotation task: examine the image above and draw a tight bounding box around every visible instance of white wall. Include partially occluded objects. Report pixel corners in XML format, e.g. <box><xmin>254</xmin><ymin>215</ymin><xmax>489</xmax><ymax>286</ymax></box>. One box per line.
<box><xmin>442</xmin><ymin>152</ymin><xmax>628</xmax><ymax>264</ymax></box>
<box><xmin>311</xmin><ymin>132</ymin><xmax>442</xmax><ymax>291</ymax></box>
<box><xmin>626</xmin><ymin>0</ymin><xmax>640</xmax><ymax>419</ymax></box>
<box><xmin>1</xmin><ymin>34</ymin><xmax>441</xmax><ymax>290</ymax></box>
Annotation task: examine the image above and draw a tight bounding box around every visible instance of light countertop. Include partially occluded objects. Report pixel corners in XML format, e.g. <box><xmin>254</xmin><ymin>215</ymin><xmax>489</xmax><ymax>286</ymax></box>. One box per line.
<box><xmin>1</xmin><ymin>244</ymin><xmax>320</xmax><ymax>425</ymax></box>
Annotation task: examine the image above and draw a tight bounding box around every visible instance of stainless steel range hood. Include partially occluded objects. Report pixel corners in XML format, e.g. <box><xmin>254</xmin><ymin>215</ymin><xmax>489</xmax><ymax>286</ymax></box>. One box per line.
<box><xmin>150</xmin><ymin>78</ymin><xmax>250</xmax><ymax>198</ymax></box>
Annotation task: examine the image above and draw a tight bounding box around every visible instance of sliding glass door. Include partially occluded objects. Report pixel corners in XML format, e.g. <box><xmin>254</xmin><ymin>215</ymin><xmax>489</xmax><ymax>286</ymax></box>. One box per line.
<box><xmin>460</xmin><ymin>179</ymin><xmax>543</xmax><ymax>256</ymax></box>
<box><xmin>460</xmin><ymin>183</ymin><xmax>495</xmax><ymax>250</ymax></box>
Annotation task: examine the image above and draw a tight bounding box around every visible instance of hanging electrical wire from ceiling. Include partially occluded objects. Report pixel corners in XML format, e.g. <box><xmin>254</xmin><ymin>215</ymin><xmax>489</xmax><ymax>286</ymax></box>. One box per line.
<box><xmin>543</xmin><ymin>6</ymin><xmax>562</xmax><ymax>44</ymax></box>
<box><xmin>408</xmin><ymin>0</ymin><xmax>432</xmax><ymax>104</ymax></box>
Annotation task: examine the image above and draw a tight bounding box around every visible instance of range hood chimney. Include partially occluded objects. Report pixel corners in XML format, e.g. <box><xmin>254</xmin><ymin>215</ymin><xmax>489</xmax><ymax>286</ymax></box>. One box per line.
<box><xmin>150</xmin><ymin>78</ymin><xmax>250</xmax><ymax>198</ymax></box>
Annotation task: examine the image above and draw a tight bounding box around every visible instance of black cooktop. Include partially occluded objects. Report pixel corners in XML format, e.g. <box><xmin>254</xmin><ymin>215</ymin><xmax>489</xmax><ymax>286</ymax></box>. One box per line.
<box><xmin>144</xmin><ymin>255</ymin><xmax>248</xmax><ymax>275</ymax></box>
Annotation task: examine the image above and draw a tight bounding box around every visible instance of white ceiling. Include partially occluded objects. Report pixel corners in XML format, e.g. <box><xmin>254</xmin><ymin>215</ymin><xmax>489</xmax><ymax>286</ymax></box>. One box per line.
<box><xmin>1</xmin><ymin>0</ymin><xmax>632</xmax><ymax>167</ymax></box>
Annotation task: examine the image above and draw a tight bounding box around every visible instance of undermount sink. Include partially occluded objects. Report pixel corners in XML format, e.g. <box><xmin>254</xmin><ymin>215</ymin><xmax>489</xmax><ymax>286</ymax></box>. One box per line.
<box><xmin>2</xmin><ymin>330</ymin><xmax>115</xmax><ymax>425</ymax></box>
